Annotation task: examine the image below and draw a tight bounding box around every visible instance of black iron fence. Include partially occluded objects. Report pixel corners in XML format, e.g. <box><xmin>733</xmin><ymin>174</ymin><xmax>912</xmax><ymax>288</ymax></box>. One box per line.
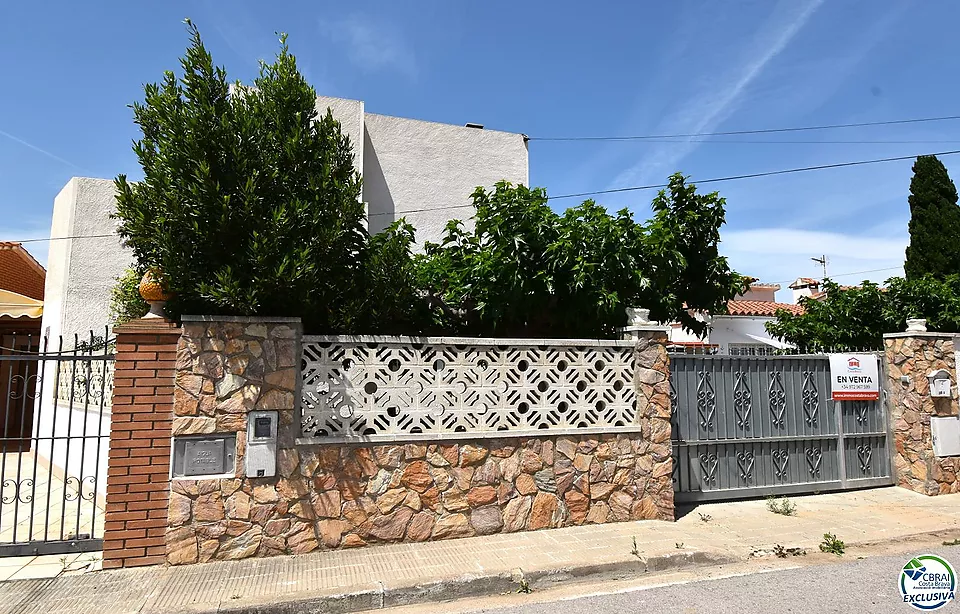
<box><xmin>0</xmin><ymin>329</ymin><xmax>114</xmax><ymax>556</ymax></box>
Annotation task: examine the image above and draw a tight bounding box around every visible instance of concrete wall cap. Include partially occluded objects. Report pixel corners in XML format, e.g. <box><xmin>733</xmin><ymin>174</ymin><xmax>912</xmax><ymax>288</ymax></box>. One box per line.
<box><xmin>883</xmin><ymin>332</ymin><xmax>956</xmax><ymax>339</ymax></box>
<box><xmin>181</xmin><ymin>315</ymin><xmax>302</xmax><ymax>324</ymax></box>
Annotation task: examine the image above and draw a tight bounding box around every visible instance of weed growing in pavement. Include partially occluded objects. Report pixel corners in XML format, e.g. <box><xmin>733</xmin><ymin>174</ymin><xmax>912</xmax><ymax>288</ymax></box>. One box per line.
<box><xmin>773</xmin><ymin>544</ymin><xmax>806</xmax><ymax>558</ymax></box>
<box><xmin>675</xmin><ymin>542</ymin><xmax>684</xmax><ymax>549</ymax></box>
<box><xmin>819</xmin><ymin>533</ymin><xmax>845</xmax><ymax>556</ymax></box>
<box><xmin>698</xmin><ymin>513</ymin><xmax>712</xmax><ymax>523</ymax></box>
<box><xmin>943</xmin><ymin>539</ymin><xmax>960</xmax><ymax>546</ymax></box>
<box><xmin>766</xmin><ymin>496</ymin><xmax>797</xmax><ymax>516</ymax></box>
<box><xmin>515</xmin><ymin>569</ymin><xmax>532</xmax><ymax>594</ymax></box>
<box><xmin>630</xmin><ymin>537</ymin><xmax>642</xmax><ymax>559</ymax></box>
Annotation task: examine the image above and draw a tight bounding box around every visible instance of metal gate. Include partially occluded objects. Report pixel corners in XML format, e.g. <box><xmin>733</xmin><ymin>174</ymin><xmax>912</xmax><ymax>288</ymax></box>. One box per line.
<box><xmin>670</xmin><ymin>353</ymin><xmax>893</xmax><ymax>502</ymax></box>
<box><xmin>0</xmin><ymin>330</ymin><xmax>113</xmax><ymax>556</ymax></box>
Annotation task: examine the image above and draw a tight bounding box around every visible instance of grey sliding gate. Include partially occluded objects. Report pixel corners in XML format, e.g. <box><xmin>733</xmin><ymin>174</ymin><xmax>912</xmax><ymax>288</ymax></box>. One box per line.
<box><xmin>670</xmin><ymin>354</ymin><xmax>893</xmax><ymax>502</ymax></box>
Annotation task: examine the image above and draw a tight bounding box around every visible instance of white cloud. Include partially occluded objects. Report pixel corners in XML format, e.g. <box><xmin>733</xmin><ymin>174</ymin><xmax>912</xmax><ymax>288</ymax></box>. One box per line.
<box><xmin>721</xmin><ymin>227</ymin><xmax>906</xmax><ymax>300</ymax></box>
<box><xmin>319</xmin><ymin>15</ymin><xmax>416</xmax><ymax>78</ymax></box>
<box><xmin>609</xmin><ymin>0</ymin><xmax>824</xmax><ymax>190</ymax></box>
<box><xmin>722</xmin><ymin>228</ymin><xmax>905</xmax><ymax>261</ymax></box>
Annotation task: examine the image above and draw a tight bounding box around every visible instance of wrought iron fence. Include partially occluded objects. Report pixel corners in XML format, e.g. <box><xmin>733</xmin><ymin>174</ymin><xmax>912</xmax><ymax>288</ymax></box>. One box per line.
<box><xmin>300</xmin><ymin>336</ymin><xmax>638</xmax><ymax>442</ymax></box>
<box><xmin>0</xmin><ymin>329</ymin><xmax>113</xmax><ymax>556</ymax></box>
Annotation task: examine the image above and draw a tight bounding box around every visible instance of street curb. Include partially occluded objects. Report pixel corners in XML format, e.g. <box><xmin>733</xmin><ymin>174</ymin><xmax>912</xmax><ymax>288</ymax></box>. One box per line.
<box><xmin>182</xmin><ymin>550</ymin><xmax>739</xmax><ymax>614</ymax></box>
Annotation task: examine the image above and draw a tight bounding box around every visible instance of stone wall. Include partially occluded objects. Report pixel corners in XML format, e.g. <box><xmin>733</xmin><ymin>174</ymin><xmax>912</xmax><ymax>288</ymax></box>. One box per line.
<box><xmin>166</xmin><ymin>317</ymin><xmax>673</xmax><ymax>564</ymax></box>
<box><xmin>884</xmin><ymin>333</ymin><xmax>960</xmax><ymax>496</ymax></box>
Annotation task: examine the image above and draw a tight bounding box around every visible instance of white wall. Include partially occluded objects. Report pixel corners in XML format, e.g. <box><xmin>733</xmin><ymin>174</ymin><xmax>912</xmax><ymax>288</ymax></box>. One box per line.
<box><xmin>41</xmin><ymin>177</ymin><xmax>131</xmax><ymax>348</ymax></box>
<box><xmin>362</xmin><ymin>113</ymin><xmax>529</xmax><ymax>243</ymax></box>
<box><xmin>38</xmin><ymin>178</ymin><xmax>128</xmax><ymax>494</ymax></box>
<box><xmin>708</xmin><ymin>316</ymin><xmax>779</xmax><ymax>353</ymax></box>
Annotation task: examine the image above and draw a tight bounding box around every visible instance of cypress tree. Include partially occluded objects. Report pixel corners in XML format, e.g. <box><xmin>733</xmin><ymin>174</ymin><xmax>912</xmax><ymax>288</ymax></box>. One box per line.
<box><xmin>904</xmin><ymin>155</ymin><xmax>960</xmax><ymax>279</ymax></box>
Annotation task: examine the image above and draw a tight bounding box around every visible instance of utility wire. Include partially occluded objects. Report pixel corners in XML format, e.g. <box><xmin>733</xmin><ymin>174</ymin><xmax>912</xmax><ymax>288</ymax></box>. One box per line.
<box><xmin>528</xmin><ymin>113</ymin><xmax>960</xmax><ymax>141</ymax></box>
<box><xmin>547</xmin><ymin>149</ymin><xmax>960</xmax><ymax>200</ymax></box>
<box><xmin>4</xmin><ymin>234</ymin><xmax>117</xmax><ymax>244</ymax></box>
<box><xmin>767</xmin><ymin>265</ymin><xmax>904</xmax><ymax>286</ymax></box>
<box><xmin>539</xmin><ymin>139</ymin><xmax>960</xmax><ymax>145</ymax></box>
<box><xmin>9</xmin><ymin>150</ymin><xmax>958</xmax><ymax>231</ymax></box>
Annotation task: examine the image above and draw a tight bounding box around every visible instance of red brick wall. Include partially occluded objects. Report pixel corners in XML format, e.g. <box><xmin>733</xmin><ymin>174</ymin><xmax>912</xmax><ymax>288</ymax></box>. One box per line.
<box><xmin>0</xmin><ymin>243</ymin><xmax>45</xmax><ymax>300</ymax></box>
<box><xmin>102</xmin><ymin>319</ymin><xmax>180</xmax><ymax>569</ymax></box>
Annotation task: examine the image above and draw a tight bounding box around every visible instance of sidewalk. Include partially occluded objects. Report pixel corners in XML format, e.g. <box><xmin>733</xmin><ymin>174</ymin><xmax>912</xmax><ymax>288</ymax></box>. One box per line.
<box><xmin>3</xmin><ymin>487</ymin><xmax>959</xmax><ymax>614</ymax></box>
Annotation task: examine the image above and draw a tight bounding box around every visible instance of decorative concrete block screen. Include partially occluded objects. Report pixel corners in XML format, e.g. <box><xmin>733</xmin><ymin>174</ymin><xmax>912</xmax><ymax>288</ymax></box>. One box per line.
<box><xmin>300</xmin><ymin>336</ymin><xmax>638</xmax><ymax>442</ymax></box>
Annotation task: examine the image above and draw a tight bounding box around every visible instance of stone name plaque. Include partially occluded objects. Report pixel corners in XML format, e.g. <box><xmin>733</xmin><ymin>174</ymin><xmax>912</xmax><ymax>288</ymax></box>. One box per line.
<box><xmin>173</xmin><ymin>434</ymin><xmax>236</xmax><ymax>478</ymax></box>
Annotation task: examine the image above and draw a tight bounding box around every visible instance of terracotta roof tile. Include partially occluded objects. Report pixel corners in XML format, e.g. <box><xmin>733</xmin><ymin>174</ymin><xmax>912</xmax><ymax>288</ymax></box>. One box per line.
<box><xmin>726</xmin><ymin>300</ymin><xmax>804</xmax><ymax>317</ymax></box>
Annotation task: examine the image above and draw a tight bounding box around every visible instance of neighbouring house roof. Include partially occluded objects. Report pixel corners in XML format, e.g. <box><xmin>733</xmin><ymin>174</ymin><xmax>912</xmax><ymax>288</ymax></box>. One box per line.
<box><xmin>0</xmin><ymin>242</ymin><xmax>45</xmax><ymax>300</ymax></box>
<box><xmin>747</xmin><ymin>282</ymin><xmax>781</xmax><ymax>290</ymax></box>
<box><xmin>0</xmin><ymin>289</ymin><xmax>43</xmax><ymax>319</ymax></box>
<box><xmin>789</xmin><ymin>277</ymin><xmax>820</xmax><ymax>289</ymax></box>
<box><xmin>725</xmin><ymin>300</ymin><xmax>804</xmax><ymax>317</ymax></box>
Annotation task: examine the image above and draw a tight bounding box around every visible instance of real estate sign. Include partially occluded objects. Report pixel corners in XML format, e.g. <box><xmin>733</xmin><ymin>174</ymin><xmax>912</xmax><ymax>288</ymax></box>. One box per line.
<box><xmin>828</xmin><ymin>353</ymin><xmax>880</xmax><ymax>401</ymax></box>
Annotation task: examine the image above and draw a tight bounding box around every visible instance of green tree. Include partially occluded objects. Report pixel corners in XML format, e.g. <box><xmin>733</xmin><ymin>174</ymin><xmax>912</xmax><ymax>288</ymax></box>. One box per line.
<box><xmin>904</xmin><ymin>155</ymin><xmax>960</xmax><ymax>280</ymax></box>
<box><xmin>416</xmin><ymin>174</ymin><xmax>746</xmax><ymax>338</ymax></box>
<box><xmin>766</xmin><ymin>276</ymin><xmax>960</xmax><ymax>350</ymax></box>
<box><xmin>114</xmin><ymin>21</ymin><xmax>368</xmax><ymax>332</ymax></box>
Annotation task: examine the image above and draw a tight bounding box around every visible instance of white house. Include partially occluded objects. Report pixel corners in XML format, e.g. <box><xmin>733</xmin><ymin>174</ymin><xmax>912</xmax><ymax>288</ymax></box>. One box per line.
<box><xmin>41</xmin><ymin>95</ymin><xmax>530</xmax><ymax>347</ymax></box>
<box><xmin>668</xmin><ymin>282</ymin><xmax>802</xmax><ymax>355</ymax></box>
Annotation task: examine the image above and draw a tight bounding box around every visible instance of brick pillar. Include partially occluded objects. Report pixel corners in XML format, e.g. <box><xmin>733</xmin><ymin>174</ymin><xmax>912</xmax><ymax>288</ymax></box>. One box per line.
<box><xmin>103</xmin><ymin>318</ymin><xmax>181</xmax><ymax>568</ymax></box>
<box><xmin>883</xmin><ymin>332</ymin><xmax>960</xmax><ymax>496</ymax></box>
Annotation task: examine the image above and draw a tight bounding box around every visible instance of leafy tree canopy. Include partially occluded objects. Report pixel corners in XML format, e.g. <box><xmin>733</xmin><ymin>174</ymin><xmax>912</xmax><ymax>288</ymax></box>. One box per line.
<box><xmin>415</xmin><ymin>175</ymin><xmax>746</xmax><ymax>338</ymax></box>
<box><xmin>766</xmin><ymin>276</ymin><xmax>960</xmax><ymax>351</ymax></box>
<box><xmin>904</xmin><ymin>155</ymin><xmax>960</xmax><ymax>280</ymax></box>
<box><xmin>115</xmin><ymin>22</ymin><xmax>745</xmax><ymax>338</ymax></box>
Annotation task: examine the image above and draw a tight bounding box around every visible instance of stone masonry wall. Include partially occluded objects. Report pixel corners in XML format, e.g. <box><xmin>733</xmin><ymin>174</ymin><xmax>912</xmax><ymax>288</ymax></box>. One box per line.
<box><xmin>884</xmin><ymin>334</ymin><xmax>960</xmax><ymax>496</ymax></box>
<box><xmin>166</xmin><ymin>317</ymin><xmax>673</xmax><ymax>564</ymax></box>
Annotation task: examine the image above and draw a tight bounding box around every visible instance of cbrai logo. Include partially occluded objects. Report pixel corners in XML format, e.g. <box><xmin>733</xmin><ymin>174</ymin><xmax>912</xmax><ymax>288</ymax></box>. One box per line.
<box><xmin>900</xmin><ymin>555</ymin><xmax>956</xmax><ymax>610</ymax></box>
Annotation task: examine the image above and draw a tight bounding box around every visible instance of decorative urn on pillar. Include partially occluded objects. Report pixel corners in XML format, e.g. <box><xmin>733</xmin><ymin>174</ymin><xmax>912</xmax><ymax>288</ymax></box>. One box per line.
<box><xmin>138</xmin><ymin>268</ymin><xmax>172</xmax><ymax>319</ymax></box>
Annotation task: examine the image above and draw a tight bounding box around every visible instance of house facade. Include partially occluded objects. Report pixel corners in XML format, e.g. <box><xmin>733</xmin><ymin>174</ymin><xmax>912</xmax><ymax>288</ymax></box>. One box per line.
<box><xmin>668</xmin><ymin>282</ymin><xmax>802</xmax><ymax>354</ymax></box>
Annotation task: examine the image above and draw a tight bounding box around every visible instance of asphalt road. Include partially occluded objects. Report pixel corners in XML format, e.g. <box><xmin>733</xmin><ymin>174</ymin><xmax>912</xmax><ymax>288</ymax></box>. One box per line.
<box><xmin>441</xmin><ymin>553</ymin><xmax>955</xmax><ymax>614</ymax></box>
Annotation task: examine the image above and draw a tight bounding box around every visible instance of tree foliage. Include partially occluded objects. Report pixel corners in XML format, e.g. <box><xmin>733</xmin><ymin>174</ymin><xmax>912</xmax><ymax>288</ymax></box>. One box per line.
<box><xmin>109</xmin><ymin>267</ymin><xmax>150</xmax><ymax>325</ymax></box>
<box><xmin>114</xmin><ymin>21</ymin><xmax>371</xmax><ymax>332</ymax></box>
<box><xmin>904</xmin><ymin>155</ymin><xmax>960</xmax><ymax>280</ymax></box>
<box><xmin>114</xmin><ymin>22</ymin><xmax>745</xmax><ymax>339</ymax></box>
<box><xmin>416</xmin><ymin>176</ymin><xmax>746</xmax><ymax>338</ymax></box>
<box><xmin>766</xmin><ymin>276</ymin><xmax>960</xmax><ymax>351</ymax></box>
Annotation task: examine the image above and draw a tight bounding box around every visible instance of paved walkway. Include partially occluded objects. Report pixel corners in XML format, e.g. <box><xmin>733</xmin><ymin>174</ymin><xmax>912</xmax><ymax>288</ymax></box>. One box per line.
<box><xmin>2</xmin><ymin>487</ymin><xmax>959</xmax><ymax>614</ymax></box>
<box><xmin>0</xmin><ymin>451</ymin><xmax>104</xmax><ymax>582</ymax></box>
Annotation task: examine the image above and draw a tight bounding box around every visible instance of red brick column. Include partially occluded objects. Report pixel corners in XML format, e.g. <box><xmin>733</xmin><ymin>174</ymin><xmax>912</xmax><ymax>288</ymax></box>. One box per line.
<box><xmin>103</xmin><ymin>318</ymin><xmax>181</xmax><ymax>569</ymax></box>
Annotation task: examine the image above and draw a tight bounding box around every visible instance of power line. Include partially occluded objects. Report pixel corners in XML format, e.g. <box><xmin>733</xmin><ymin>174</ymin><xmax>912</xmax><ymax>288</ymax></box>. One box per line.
<box><xmin>3</xmin><ymin>234</ymin><xmax>117</xmax><ymax>244</ymax></box>
<box><xmin>528</xmin><ymin>113</ymin><xmax>960</xmax><ymax>141</ymax></box>
<box><xmin>547</xmin><ymin>149</ymin><xmax>960</xmax><ymax>200</ymax></box>
<box><xmin>533</xmin><ymin>139</ymin><xmax>960</xmax><ymax>145</ymax></box>
<box><xmin>767</xmin><ymin>265</ymin><xmax>904</xmax><ymax>286</ymax></box>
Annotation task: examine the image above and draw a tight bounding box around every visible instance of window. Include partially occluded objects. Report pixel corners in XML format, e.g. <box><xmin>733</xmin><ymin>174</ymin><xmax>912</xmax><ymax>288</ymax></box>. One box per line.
<box><xmin>728</xmin><ymin>344</ymin><xmax>775</xmax><ymax>356</ymax></box>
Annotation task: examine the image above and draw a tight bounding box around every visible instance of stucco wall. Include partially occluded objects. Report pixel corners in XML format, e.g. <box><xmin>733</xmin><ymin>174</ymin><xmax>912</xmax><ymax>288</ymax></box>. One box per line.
<box><xmin>708</xmin><ymin>316</ymin><xmax>778</xmax><ymax>353</ymax></box>
<box><xmin>362</xmin><ymin>113</ymin><xmax>529</xmax><ymax>243</ymax></box>
<box><xmin>41</xmin><ymin>177</ymin><xmax>131</xmax><ymax>346</ymax></box>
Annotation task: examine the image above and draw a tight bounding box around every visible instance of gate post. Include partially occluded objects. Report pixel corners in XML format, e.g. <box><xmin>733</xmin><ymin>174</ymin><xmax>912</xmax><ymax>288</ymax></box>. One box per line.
<box><xmin>102</xmin><ymin>318</ymin><xmax>181</xmax><ymax>568</ymax></box>
<box><xmin>883</xmin><ymin>331</ymin><xmax>960</xmax><ymax>496</ymax></box>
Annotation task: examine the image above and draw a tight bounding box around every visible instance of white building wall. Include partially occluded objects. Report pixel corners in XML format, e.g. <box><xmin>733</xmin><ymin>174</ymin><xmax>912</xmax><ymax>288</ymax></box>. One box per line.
<box><xmin>708</xmin><ymin>316</ymin><xmax>779</xmax><ymax>354</ymax></box>
<box><xmin>38</xmin><ymin>178</ymin><xmax>129</xmax><ymax>498</ymax></box>
<box><xmin>362</xmin><ymin>113</ymin><xmax>529</xmax><ymax>243</ymax></box>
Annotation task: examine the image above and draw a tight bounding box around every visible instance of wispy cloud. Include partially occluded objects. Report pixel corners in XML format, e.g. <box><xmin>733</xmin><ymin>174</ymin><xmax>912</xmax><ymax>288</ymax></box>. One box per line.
<box><xmin>319</xmin><ymin>15</ymin><xmax>416</xmax><ymax>78</ymax></box>
<box><xmin>609</xmin><ymin>0</ymin><xmax>824</xmax><ymax>189</ymax></box>
<box><xmin>0</xmin><ymin>128</ymin><xmax>83</xmax><ymax>172</ymax></box>
<box><xmin>721</xmin><ymin>227</ymin><xmax>905</xmax><ymax>297</ymax></box>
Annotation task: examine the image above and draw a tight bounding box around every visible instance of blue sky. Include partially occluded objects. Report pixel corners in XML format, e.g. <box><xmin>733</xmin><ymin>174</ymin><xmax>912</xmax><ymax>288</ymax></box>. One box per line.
<box><xmin>2</xmin><ymin>0</ymin><xmax>960</xmax><ymax>300</ymax></box>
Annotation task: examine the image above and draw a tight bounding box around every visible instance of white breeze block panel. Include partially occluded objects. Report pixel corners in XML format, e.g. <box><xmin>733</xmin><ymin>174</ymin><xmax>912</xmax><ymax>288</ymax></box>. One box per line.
<box><xmin>300</xmin><ymin>336</ymin><xmax>638</xmax><ymax>442</ymax></box>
